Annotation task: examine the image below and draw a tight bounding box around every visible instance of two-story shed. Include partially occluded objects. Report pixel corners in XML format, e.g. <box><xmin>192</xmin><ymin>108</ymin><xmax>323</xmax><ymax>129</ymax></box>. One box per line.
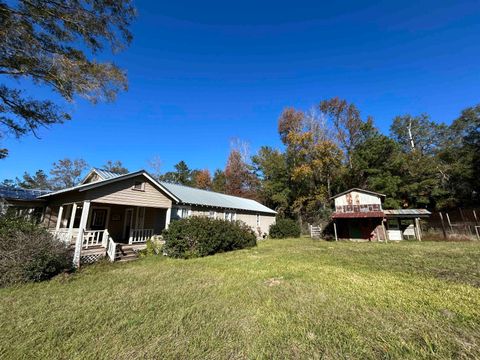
<box><xmin>330</xmin><ymin>188</ymin><xmax>430</xmax><ymax>241</ymax></box>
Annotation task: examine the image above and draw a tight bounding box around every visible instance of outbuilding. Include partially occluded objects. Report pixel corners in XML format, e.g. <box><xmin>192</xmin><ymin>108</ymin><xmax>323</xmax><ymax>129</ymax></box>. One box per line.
<box><xmin>330</xmin><ymin>188</ymin><xmax>430</xmax><ymax>241</ymax></box>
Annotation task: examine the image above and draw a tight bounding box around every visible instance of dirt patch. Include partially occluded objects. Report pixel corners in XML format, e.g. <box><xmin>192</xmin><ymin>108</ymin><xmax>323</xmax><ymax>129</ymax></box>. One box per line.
<box><xmin>264</xmin><ymin>277</ymin><xmax>283</xmax><ymax>287</ymax></box>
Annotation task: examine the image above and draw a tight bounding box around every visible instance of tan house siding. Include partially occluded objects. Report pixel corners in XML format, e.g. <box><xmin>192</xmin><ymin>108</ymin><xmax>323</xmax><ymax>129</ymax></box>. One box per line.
<box><xmin>86</xmin><ymin>176</ymin><xmax>172</xmax><ymax>208</ymax></box>
<box><xmin>236</xmin><ymin>212</ymin><xmax>276</xmax><ymax>236</ymax></box>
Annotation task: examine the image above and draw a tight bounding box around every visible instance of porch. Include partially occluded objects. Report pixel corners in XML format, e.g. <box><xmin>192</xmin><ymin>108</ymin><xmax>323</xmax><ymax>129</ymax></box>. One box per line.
<box><xmin>47</xmin><ymin>201</ymin><xmax>171</xmax><ymax>265</ymax></box>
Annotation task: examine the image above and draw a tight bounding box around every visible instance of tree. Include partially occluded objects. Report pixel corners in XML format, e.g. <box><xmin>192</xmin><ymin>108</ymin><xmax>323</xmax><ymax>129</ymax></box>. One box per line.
<box><xmin>50</xmin><ymin>158</ymin><xmax>88</xmax><ymax>189</ymax></box>
<box><xmin>437</xmin><ymin>104</ymin><xmax>480</xmax><ymax>207</ymax></box>
<box><xmin>211</xmin><ymin>169</ymin><xmax>226</xmax><ymax>193</ymax></box>
<box><xmin>0</xmin><ymin>0</ymin><xmax>136</xmax><ymax>158</ymax></box>
<box><xmin>224</xmin><ymin>149</ymin><xmax>260</xmax><ymax>200</ymax></box>
<box><xmin>194</xmin><ymin>169</ymin><xmax>212</xmax><ymax>190</ymax></box>
<box><xmin>252</xmin><ymin>146</ymin><xmax>290</xmax><ymax>214</ymax></box>
<box><xmin>349</xmin><ymin>130</ymin><xmax>403</xmax><ymax>208</ymax></box>
<box><xmin>0</xmin><ymin>179</ymin><xmax>15</xmax><ymax>187</ymax></box>
<box><xmin>390</xmin><ymin>114</ymin><xmax>446</xmax><ymax>155</ymax></box>
<box><xmin>16</xmin><ymin>169</ymin><xmax>51</xmax><ymax>189</ymax></box>
<box><xmin>102</xmin><ymin>160</ymin><xmax>128</xmax><ymax>174</ymax></box>
<box><xmin>278</xmin><ymin>107</ymin><xmax>343</xmax><ymax>224</ymax></box>
<box><xmin>319</xmin><ymin>98</ymin><xmax>372</xmax><ymax>169</ymax></box>
<box><xmin>160</xmin><ymin>161</ymin><xmax>193</xmax><ymax>185</ymax></box>
<box><xmin>147</xmin><ymin>155</ymin><xmax>162</xmax><ymax>180</ymax></box>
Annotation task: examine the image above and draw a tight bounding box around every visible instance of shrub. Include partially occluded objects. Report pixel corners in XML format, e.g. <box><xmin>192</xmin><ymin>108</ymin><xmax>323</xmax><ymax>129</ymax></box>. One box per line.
<box><xmin>0</xmin><ymin>217</ymin><xmax>73</xmax><ymax>287</ymax></box>
<box><xmin>139</xmin><ymin>237</ymin><xmax>164</xmax><ymax>257</ymax></box>
<box><xmin>269</xmin><ymin>218</ymin><xmax>301</xmax><ymax>239</ymax></box>
<box><xmin>163</xmin><ymin>217</ymin><xmax>257</xmax><ymax>259</ymax></box>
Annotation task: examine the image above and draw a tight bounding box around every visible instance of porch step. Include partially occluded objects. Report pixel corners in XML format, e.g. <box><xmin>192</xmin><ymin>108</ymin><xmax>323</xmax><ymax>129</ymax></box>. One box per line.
<box><xmin>114</xmin><ymin>244</ymin><xmax>140</xmax><ymax>262</ymax></box>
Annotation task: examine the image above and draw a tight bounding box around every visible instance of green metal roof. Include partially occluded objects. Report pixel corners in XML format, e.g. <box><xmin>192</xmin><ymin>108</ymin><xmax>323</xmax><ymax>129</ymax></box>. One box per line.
<box><xmin>41</xmin><ymin>168</ymin><xmax>277</xmax><ymax>214</ymax></box>
<box><xmin>160</xmin><ymin>181</ymin><xmax>277</xmax><ymax>214</ymax></box>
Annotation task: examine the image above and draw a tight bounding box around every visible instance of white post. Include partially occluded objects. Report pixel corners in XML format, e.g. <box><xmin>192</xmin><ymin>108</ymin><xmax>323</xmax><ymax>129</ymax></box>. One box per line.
<box><xmin>55</xmin><ymin>205</ymin><xmax>64</xmax><ymax>232</ymax></box>
<box><xmin>333</xmin><ymin>221</ymin><xmax>338</xmax><ymax>241</ymax></box>
<box><xmin>102</xmin><ymin>229</ymin><xmax>109</xmax><ymax>248</ymax></box>
<box><xmin>73</xmin><ymin>201</ymin><xmax>91</xmax><ymax>268</ymax></box>
<box><xmin>165</xmin><ymin>207</ymin><xmax>172</xmax><ymax>230</ymax></box>
<box><xmin>67</xmin><ymin>203</ymin><xmax>77</xmax><ymax>244</ymax></box>
<box><xmin>415</xmin><ymin>218</ymin><xmax>422</xmax><ymax>241</ymax></box>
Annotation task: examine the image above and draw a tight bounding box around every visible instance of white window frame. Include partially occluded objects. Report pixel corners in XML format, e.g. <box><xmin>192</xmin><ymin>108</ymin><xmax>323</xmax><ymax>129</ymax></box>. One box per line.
<box><xmin>256</xmin><ymin>214</ymin><xmax>260</xmax><ymax>227</ymax></box>
<box><xmin>208</xmin><ymin>210</ymin><xmax>216</xmax><ymax>219</ymax></box>
<box><xmin>224</xmin><ymin>211</ymin><xmax>236</xmax><ymax>222</ymax></box>
<box><xmin>172</xmin><ymin>206</ymin><xmax>192</xmax><ymax>220</ymax></box>
<box><xmin>132</xmin><ymin>180</ymin><xmax>145</xmax><ymax>191</ymax></box>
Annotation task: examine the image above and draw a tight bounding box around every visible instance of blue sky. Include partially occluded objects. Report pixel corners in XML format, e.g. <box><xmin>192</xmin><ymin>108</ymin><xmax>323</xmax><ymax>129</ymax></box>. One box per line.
<box><xmin>1</xmin><ymin>0</ymin><xmax>480</xmax><ymax>180</ymax></box>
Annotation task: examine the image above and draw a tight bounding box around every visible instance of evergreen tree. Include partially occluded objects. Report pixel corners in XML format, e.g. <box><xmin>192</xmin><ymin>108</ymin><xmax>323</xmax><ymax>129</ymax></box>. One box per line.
<box><xmin>0</xmin><ymin>0</ymin><xmax>136</xmax><ymax>158</ymax></box>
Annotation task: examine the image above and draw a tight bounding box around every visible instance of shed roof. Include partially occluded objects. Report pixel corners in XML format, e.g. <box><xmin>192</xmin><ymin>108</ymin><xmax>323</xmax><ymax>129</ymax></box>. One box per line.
<box><xmin>0</xmin><ymin>186</ymin><xmax>50</xmax><ymax>201</ymax></box>
<box><xmin>330</xmin><ymin>188</ymin><xmax>386</xmax><ymax>200</ymax></box>
<box><xmin>160</xmin><ymin>182</ymin><xmax>277</xmax><ymax>214</ymax></box>
<box><xmin>384</xmin><ymin>209</ymin><xmax>431</xmax><ymax>218</ymax></box>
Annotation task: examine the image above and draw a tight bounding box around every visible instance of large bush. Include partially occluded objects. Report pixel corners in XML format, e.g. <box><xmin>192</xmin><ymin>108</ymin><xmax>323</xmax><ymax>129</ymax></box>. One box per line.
<box><xmin>0</xmin><ymin>217</ymin><xmax>72</xmax><ymax>287</ymax></box>
<box><xmin>163</xmin><ymin>217</ymin><xmax>257</xmax><ymax>258</ymax></box>
<box><xmin>269</xmin><ymin>218</ymin><xmax>301</xmax><ymax>239</ymax></box>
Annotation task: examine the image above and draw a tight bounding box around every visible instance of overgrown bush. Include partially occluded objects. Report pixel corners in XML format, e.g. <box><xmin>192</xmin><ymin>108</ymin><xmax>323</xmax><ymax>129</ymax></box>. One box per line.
<box><xmin>269</xmin><ymin>218</ymin><xmax>301</xmax><ymax>239</ymax></box>
<box><xmin>139</xmin><ymin>237</ymin><xmax>164</xmax><ymax>257</ymax></box>
<box><xmin>0</xmin><ymin>217</ymin><xmax>73</xmax><ymax>287</ymax></box>
<box><xmin>163</xmin><ymin>217</ymin><xmax>257</xmax><ymax>258</ymax></box>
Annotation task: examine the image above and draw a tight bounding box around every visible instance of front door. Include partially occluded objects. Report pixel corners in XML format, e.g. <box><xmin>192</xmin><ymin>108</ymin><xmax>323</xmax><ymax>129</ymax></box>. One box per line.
<box><xmin>90</xmin><ymin>209</ymin><xmax>108</xmax><ymax>230</ymax></box>
<box><xmin>123</xmin><ymin>208</ymin><xmax>134</xmax><ymax>242</ymax></box>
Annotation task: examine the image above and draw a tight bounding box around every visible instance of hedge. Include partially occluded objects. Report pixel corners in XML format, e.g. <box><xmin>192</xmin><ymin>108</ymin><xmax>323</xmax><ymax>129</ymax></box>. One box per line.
<box><xmin>0</xmin><ymin>217</ymin><xmax>72</xmax><ymax>287</ymax></box>
<box><xmin>269</xmin><ymin>218</ymin><xmax>301</xmax><ymax>239</ymax></box>
<box><xmin>163</xmin><ymin>217</ymin><xmax>257</xmax><ymax>259</ymax></box>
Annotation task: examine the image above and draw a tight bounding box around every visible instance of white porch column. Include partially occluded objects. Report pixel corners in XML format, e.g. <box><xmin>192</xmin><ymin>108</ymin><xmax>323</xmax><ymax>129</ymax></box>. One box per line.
<box><xmin>73</xmin><ymin>201</ymin><xmax>91</xmax><ymax>268</ymax></box>
<box><xmin>333</xmin><ymin>221</ymin><xmax>338</xmax><ymax>241</ymax></box>
<box><xmin>165</xmin><ymin>207</ymin><xmax>172</xmax><ymax>230</ymax></box>
<box><xmin>55</xmin><ymin>205</ymin><xmax>64</xmax><ymax>232</ymax></box>
<box><xmin>67</xmin><ymin>203</ymin><xmax>77</xmax><ymax>243</ymax></box>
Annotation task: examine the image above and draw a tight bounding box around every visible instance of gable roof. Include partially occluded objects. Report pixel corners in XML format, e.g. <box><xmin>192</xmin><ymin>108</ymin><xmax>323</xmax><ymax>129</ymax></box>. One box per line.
<box><xmin>330</xmin><ymin>188</ymin><xmax>386</xmax><ymax>200</ymax></box>
<box><xmin>40</xmin><ymin>171</ymin><xmax>180</xmax><ymax>202</ymax></box>
<box><xmin>80</xmin><ymin>168</ymin><xmax>122</xmax><ymax>184</ymax></box>
<box><xmin>39</xmin><ymin>168</ymin><xmax>277</xmax><ymax>214</ymax></box>
<box><xmin>0</xmin><ymin>186</ymin><xmax>50</xmax><ymax>201</ymax></box>
<box><xmin>160</xmin><ymin>182</ymin><xmax>277</xmax><ymax>214</ymax></box>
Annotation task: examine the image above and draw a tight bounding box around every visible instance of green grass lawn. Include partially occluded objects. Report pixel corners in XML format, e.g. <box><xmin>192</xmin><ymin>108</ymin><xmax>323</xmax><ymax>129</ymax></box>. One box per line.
<box><xmin>1</xmin><ymin>239</ymin><xmax>479</xmax><ymax>359</ymax></box>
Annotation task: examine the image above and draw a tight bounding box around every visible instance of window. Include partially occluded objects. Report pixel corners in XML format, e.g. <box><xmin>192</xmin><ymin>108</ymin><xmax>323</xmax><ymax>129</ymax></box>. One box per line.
<box><xmin>256</xmin><ymin>214</ymin><xmax>260</xmax><ymax>227</ymax></box>
<box><xmin>132</xmin><ymin>181</ymin><xmax>145</xmax><ymax>191</ymax></box>
<box><xmin>208</xmin><ymin>211</ymin><xmax>216</xmax><ymax>219</ymax></box>
<box><xmin>224</xmin><ymin>211</ymin><xmax>236</xmax><ymax>222</ymax></box>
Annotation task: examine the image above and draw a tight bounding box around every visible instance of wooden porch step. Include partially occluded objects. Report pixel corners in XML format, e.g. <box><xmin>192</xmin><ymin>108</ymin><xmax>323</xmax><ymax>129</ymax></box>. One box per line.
<box><xmin>114</xmin><ymin>244</ymin><xmax>140</xmax><ymax>262</ymax></box>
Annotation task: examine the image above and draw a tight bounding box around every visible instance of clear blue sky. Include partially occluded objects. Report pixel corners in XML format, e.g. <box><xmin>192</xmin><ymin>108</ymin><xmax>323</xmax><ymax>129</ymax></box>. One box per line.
<box><xmin>1</xmin><ymin>0</ymin><xmax>480</xmax><ymax>180</ymax></box>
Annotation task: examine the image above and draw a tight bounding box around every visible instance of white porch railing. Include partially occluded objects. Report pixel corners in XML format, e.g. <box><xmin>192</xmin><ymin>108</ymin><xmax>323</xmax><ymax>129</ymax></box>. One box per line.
<box><xmin>83</xmin><ymin>230</ymin><xmax>109</xmax><ymax>249</ymax></box>
<box><xmin>49</xmin><ymin>229</ymin><xmax>75</xmax><ymax>244</ymax></box>
<box><xmin>129</xmin><ymin>228</ymin><xmax>154</xmax><ymax>244</ymax></box>
<box><xmin>107</xmin><ymin>237</ymin><xmax>117</xmax><ymax>262</ymax></box>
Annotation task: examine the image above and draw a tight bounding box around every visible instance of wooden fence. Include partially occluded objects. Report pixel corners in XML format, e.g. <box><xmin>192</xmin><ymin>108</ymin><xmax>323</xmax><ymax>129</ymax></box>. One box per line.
<box><xmin>425</xmin><ymin>208</ymin><xmax>480</xmax><ymax>240</ymax></box>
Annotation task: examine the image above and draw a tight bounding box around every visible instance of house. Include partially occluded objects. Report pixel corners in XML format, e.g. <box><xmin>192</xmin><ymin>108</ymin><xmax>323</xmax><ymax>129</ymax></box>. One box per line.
<box><xmin>37</xmin><ymin>168</ymin><xmax>276</xmax><ymax>265</ymax></box>
<box><xmin>330</xmin><ymin>188</ymin><xmax>430</xmax><ymax>241</ymax></box>
<box><xmin>0</xmin><ymin>186</ymin><xmax>49</xmax><ymax>222</ymax></box>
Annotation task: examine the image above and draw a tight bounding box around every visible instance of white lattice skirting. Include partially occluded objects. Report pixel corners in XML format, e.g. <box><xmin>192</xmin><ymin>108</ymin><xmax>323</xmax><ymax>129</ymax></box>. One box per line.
<box><xmin>81</xmin><ymin>253</ymin><xmax>105</xmax><ymax>264</ymax></box>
